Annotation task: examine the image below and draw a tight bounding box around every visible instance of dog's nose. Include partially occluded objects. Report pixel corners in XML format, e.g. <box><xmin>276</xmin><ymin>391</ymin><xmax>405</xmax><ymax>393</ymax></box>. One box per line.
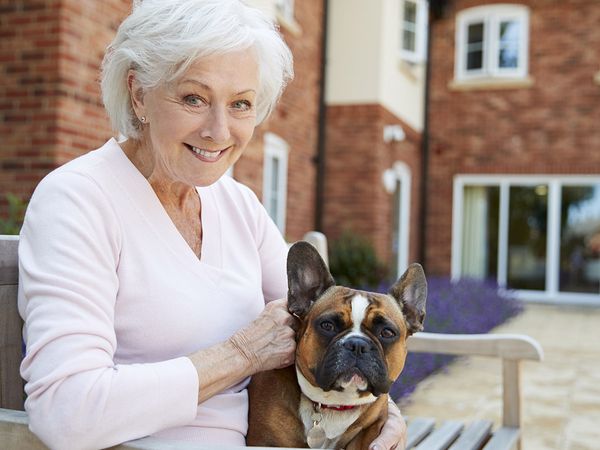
<box><xmin>342</xmin><ymin>336</ymin><xmax>373</xmax><ymax>355</ymax></box>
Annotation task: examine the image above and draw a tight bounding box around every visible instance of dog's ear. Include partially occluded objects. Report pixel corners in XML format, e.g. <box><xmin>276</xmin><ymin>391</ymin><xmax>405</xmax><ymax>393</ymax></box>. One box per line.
<box><xmin>388</xmin><ymin>263</ymin><xmax>427</xmax><ymax>335</ymax></box>
<box><xmin>287</xmin><ymin>241</ymin><xmax>335</xmax><ymax>319</ymax></box>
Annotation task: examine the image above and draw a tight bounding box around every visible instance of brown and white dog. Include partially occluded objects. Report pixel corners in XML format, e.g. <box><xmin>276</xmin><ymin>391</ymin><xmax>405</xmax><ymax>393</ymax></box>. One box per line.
<box><xmin>247</xmin><ymin>241</ymin><xmax>427</xmax><ymax>449</ymax></box>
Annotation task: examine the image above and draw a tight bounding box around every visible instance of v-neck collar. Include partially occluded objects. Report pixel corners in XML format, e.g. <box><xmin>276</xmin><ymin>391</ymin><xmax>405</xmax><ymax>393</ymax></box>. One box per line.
<box><xmin>103</xmin><ymin>138</ymin><xmax>223</xmax><ymax>273</ymax></box>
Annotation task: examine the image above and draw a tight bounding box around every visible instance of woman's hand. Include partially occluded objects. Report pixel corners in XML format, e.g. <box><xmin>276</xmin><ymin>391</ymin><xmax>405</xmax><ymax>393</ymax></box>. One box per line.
<box><xmin>229</xmin><ymin>298</ymin><xmax>296</xmax><ymax>374</ymax></box>
<box><xmin>189</xmin><ymin>298</ymin><xmax>295</xmax><ymax>404</ymax></box>
<box><xmin>369</xmin><ymin>399</ymin><xmax>407</xmax><ymax>450</ymax></box>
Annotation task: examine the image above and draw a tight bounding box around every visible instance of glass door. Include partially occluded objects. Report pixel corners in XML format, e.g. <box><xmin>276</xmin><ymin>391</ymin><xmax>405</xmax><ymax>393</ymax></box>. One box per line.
<box><xmin>506</xmin><ymin>185</ymin><xmax>548</xmax><ymax>291</ymax></box>
<box><xmin>559</xmin><ymin>184</ymin><xmax>600</xmax><ymax>294</ymax></box>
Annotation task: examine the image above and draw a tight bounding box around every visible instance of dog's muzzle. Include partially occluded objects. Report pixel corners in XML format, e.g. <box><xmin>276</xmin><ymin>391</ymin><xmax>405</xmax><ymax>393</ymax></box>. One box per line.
<box><xmin>314</xmin><ymin>336</ymin><xmax>391</xmax><ymax>396</ymax></box>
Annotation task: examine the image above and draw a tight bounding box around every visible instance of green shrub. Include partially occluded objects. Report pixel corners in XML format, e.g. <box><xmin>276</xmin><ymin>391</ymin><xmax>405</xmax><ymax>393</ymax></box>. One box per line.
<box><xmin>0</xmin><ymin>193</ymin><xmax>28</xmax><ymax>235</ymax></box>
<box><xmin>328</xmin><ymin>230</ymin><xmax>387</xmax><ymax>289</ymax></box>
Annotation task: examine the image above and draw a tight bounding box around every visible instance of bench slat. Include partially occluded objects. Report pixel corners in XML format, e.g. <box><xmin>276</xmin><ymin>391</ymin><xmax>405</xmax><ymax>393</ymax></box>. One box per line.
<box><xmin>414</xmin><ymin>420</ymin><xmax>464</xmax><ymax>450</ymax></box>
<box><xmin>448</xmin><ymin>420</ymin><xmax>493</xmax><ymax>450</ymax></box>
<box><xmin>482</xmin><ymin>427</ymin><xmax>520</xmax><ymax>450</ymax></box>
<box><xmin>407</xmin><ymin>417</ymin><xmax>436</xmax><ymax>448</ymax></box>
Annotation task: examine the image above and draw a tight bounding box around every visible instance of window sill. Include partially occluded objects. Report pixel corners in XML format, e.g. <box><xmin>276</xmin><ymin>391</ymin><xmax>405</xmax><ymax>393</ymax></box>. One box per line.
<box><xmin>397</xmin><ymin>59</ymin><xmax>422</xmax><ymax>82</ymax></box>
<box><xmin>594</xmin><ymin>71</ymin><xmax>600</xmax><ymax>86</ymax></box>
<box><xmin>276</xmin><ymin>12</ymin><xmax>302</xmax><ymax>37</ymax></box>
<box><xmin>449</xmin><ymin>76</ymin><xmax>534</xmax><ymax>91</ymax></box>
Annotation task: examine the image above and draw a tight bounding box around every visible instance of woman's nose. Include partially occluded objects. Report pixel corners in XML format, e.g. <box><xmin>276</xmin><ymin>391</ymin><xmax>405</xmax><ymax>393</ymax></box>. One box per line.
<box><xmin>200</xmin><ymin>105</ymin><xmax>231</xmax><ymax>143</ymax></box>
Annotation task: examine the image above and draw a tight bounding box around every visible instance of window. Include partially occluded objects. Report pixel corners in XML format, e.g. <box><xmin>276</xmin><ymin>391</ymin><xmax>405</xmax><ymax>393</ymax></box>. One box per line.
<box><xmin>383</xmin><ymin>162</ymin><xmax>412</xmax><ymax>278</ymax></box>
<box><xmin>453</xmin><ymin>176</ymin><xmax>600</xmax><ymax>305</ymax></box>
<box><xmin>400</xmin><ymin>0</ymin><xmax>428</xmax><ymax>63</ymax></box>
<box><xmin>275</xmin><ymin>0</ymin><xmax>295</xmax><ymax>23</ymax></box>
<box><xmin>262</xmin><ymin>133</ymin><xmax>289</xmax><ymax>233</ymax></box>
<box><xmin>455</xmin><ymin>5</ymin><xmax>529</xmax><ymax>81</ymax></box>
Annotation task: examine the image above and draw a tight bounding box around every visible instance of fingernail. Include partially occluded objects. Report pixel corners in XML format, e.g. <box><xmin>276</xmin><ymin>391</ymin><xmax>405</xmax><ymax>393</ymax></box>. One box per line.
<box><xmin>370</xmin><ymin>445</ymin><xmax>381</xmax><ymax>450</ymax></box>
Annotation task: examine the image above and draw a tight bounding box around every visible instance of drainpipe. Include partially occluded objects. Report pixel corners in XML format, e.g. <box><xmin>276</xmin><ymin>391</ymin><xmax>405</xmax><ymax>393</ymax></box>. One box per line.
<box><xmin>314</xmin><ymin>0</ymin><xmax>329</xmax><ymax>232</ymax></box>
<box><xmin>418</xmin><ymin>0</ymin><xmax>436</xmax><ymax>266</ymax></box>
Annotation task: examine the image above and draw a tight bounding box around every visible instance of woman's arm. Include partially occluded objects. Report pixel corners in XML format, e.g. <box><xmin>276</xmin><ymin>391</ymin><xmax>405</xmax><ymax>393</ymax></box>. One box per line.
<box><xmin>19</xmin><ymin>172</ymin><xmax>200</xmax><ymax>450</ymax></box>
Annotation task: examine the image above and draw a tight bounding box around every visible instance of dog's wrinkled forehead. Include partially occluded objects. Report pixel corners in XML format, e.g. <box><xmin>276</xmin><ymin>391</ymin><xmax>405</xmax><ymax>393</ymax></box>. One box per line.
<box><xmin>307</xmin><ymin>286</ymin><xmax>405</xmax><ymax>330</ymax></box>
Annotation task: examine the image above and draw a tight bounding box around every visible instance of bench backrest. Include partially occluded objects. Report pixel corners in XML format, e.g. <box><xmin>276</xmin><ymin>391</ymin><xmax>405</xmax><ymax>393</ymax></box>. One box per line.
<box><xmin>0</xmin><ymin>235</ymin><xmax>23</xmax><ymax>411</ymax></box>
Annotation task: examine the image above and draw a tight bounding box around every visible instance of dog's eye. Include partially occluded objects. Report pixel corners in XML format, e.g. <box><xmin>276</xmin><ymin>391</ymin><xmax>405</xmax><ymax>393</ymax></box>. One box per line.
<box><xmin>380</xmin><ymin>328</ymin><xmax>396</xmax><ymax>339</ymax></box>
<box><xmin>320</xmin><ymin>320</ymin><xmax>335</xmax><ymax>332</ymax></box>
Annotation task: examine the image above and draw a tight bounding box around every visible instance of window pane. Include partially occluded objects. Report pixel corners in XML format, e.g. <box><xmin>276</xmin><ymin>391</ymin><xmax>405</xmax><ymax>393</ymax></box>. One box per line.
<box><xmin>461</xmin><ymin>186</ymin><xmax>499</xmax><ymax>279</ymax></box>
<box><xmin>507</xmin><ymin>185</ymin><xmax>548</xmax><ymax>290</ymax></box>
<box><xmin>269</xmin><ymin>157</ymin><xmax>279</xmax><ymax>222</ymax></box>
<box><xmin>391</xmin><ymin>179</ymin><xmax>402</xmax><ymax>277</ymax></box>
<box><xmin>466</xmin><ymin>23</ymin><xmax>484</xmax><ymax>70</ymax></box>
<box><xmin>498</xmin><ymin>20</ymin><xmax>520</xmax><ymax>68</ymax></box>
<box><xmin>404</xmin><ymin>1</ymin><xmax>417</xmax><ymax>23</ymax></box>
<box><xmin>559</xmin><ymin>185</ymin><xmax>600</xmax><ymax>294</ymax></box>
<box><xmin>271</xmin><ymin>157</ymin><xmax>279</xmax><ymax>192</ymax></box>
<box><xmin>402</xmin><ymin>1</ymin><xmax>417</xmax><ymax>52</ymax></box>
<box><xmin>403</xmin><ymin>30</ymin><xmax>416</xmax><ymax>52</ymax></box>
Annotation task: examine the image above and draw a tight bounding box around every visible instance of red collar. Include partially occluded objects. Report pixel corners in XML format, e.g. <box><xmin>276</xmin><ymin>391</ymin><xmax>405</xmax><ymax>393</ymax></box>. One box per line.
<box><xmin>314</xmin><ymin>401</ymin><xmax>357</xmax><ymax>411</ymax></box>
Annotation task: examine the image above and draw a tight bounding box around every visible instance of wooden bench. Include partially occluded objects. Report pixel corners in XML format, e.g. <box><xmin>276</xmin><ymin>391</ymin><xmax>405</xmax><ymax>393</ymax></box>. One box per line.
<box><xmin>0</xmin><ymin>234</ymin><xmax>542</xmax><ymax>450</ymax></box>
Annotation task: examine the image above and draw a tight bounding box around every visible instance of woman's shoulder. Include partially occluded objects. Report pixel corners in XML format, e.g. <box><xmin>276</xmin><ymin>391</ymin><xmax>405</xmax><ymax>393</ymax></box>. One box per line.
<box><xmin>36</xmin><ymin>139</ymin><xmax>123</xmax><ymax>193</ymax></box>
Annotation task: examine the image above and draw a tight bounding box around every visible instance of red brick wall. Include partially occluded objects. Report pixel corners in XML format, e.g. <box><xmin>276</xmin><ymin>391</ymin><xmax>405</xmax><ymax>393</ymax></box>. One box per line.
<box><xmin>1</xmin><ymin>0</ymin><xmax>323</xmax><ymax>242</ymax></box>
<box><xmin>426</xmin><ymin>0</ymin><xmax>600</xmax><ymax>275</ymax></box>
<box><xmin>0</xmin><ymin>0</ymin><xmax>130</xmax><ymax>215</ymax></box>
<box><xmin>1</xmin><ymin>0</ymin><xmax>61</xmax><ymax>210</ymax></box>
<box><xmin>323</xmin><ymin>104</ymin><xmax>422</xmax><ymax>272</ymax></box>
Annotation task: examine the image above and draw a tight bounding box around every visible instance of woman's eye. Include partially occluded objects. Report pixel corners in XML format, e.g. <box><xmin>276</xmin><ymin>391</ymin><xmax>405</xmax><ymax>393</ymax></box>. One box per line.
<box><xmin>183</xmin><ymin>95</ymin><xmax>205</xmax><ymax>107</ymax></box>
<box><xmin>232</xmin><ymin>99</ymin><xmax>252</xmax><ymax>111</ymax></box>
<box><xmin>380</xmin><ymin>328</ymin><xmax>396</xmax><ymax>339</ymax></box>
<box><xmin>320</xmin><ymin>321</ymin><xmax>335</xmax><ymax>332</ymax></box>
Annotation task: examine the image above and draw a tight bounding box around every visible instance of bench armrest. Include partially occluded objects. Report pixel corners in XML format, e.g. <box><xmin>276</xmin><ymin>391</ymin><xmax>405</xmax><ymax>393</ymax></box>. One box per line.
<box><xmin>406</xmin><ymin>331</ymin><xmax>543</xmax><ymax>430</ymax></box>
<box><xmin>408</xmin><ymin>332</ymin><xmax>543</xmax><ymax>361</ymax></box>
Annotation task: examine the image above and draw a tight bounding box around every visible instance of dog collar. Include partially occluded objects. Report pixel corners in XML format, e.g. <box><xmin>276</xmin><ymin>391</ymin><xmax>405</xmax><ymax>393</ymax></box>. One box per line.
<box><xmin>314</xmin><ymin>401</ymin><xmax>357</xmax><ymax>411</ymax></box>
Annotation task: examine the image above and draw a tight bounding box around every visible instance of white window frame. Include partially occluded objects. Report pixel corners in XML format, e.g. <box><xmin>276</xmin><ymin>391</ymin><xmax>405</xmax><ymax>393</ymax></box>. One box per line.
<box><xmin>275</xmin><ymin>0</ymin><xmax>295</xmax><ymax>23</ymax></box>
<box><xmin>382</xmin><ymin>162</ymin><xmax>412</xmax><ymax>278</ymax></box>
<box><xmin>452</xmin><ymin>174</ymin><xmax>600</xmax><ymax>306</ymax></box>
<box><xmin>262</xmin><ymin>132</ymin><xmax>289</xmax><ymax>234</ymax></box>
<box><xmin>455</xmin><ymin>4</ymin><xmax>530</xmax><ymax>81</ymax></box>
<box><xmin>400</xmin><ymin>0</ymin><xmax>429</xmax><ymax>63</ymax></box>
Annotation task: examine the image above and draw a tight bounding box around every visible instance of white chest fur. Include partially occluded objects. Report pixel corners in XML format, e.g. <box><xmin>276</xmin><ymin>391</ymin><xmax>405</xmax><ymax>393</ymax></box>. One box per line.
<box><xmin>299</xmin><ymin>395</ymin><xmax>363</xmax><ymax>449</ymax></box>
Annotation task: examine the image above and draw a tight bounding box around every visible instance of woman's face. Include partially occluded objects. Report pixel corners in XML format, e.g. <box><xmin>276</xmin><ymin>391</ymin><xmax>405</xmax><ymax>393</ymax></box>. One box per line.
<box><xmin>131</xmin><ymin>49</ymin><xmax>259</xmax><ymax>187</ymax></box>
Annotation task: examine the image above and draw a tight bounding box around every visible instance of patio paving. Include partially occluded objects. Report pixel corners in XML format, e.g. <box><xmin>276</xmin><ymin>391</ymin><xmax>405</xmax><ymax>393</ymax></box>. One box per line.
<box><xmin>399</xmin><ymin>303</ymin><xmax>600</xmax><ymax>450</ymax></box>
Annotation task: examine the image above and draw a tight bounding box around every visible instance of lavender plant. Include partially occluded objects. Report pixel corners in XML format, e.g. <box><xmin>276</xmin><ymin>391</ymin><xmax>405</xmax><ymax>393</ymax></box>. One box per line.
<box><xmin>385</xmin><ymin>277</ymin><xmax>524</xmax><ymax>400</ymax></box>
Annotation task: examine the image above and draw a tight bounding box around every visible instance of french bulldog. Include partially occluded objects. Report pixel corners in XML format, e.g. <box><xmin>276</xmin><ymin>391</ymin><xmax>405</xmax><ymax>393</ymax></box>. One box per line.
<box><xmin>247</xmin><ymin>241</ymin><xmax>427</xmax><ymax>449</ymax></box>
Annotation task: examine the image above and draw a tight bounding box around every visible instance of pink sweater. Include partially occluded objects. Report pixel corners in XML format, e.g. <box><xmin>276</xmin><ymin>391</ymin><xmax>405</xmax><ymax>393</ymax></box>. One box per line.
<box><xmin>18</xmin><ymin>138</ymin><xmax>289</xmax><ymax>450</ymax></box>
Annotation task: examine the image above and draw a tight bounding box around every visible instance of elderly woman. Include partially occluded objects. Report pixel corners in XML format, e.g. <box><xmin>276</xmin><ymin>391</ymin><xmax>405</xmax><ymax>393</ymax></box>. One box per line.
<box><xmin>17</xmin><ymin>0</ymin><xmax>406</xmax><ymax>449</ymax></box>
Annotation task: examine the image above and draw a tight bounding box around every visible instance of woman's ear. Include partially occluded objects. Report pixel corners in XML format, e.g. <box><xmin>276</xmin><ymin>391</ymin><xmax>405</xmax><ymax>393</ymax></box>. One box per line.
<box><xmin>127</xmin><ymin>69</ymin><xmax>145</xmax><ymax>120</ymax></box>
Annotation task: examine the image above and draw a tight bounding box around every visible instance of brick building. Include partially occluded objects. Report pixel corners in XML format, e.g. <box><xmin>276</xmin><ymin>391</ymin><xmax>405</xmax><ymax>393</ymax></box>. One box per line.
<box><xmin>2</xmin><ymin>0</ymin><xmax>600</xmax><ymax>304</ymax></box>
<box><xmin>426</xmin><ymin>0</ymin><xmax>600</xmax><ymax>304</ymax></box>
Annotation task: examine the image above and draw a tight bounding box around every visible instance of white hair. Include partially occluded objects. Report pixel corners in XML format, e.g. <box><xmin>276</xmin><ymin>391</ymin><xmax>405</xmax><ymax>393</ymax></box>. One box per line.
<box><xmin>101</xmin><ymin>0</ymin><xmax>294</xmax><ymax>139</ymax></box>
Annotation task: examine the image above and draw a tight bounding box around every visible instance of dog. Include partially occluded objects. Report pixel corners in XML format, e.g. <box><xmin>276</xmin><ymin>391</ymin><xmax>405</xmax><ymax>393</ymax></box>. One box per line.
<box><xmin>247</xmin><ymin>241</ymin><xmax>427</xmax><ymax>449</ymax></box>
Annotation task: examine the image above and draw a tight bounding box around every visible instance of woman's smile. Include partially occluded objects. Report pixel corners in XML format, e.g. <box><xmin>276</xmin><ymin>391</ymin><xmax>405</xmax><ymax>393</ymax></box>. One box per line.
<box><xmin>184</xmin><ymin>143</ymin><xmax>230</xmax><ymax>162</ymax></box>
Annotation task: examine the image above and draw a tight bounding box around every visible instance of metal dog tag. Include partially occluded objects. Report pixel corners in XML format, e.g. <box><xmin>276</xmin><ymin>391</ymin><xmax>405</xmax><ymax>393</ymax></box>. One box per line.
<box><xmin>307</xmin><ymin>424</ymin><xmax>327</xmax><ymax>448</ymax></box>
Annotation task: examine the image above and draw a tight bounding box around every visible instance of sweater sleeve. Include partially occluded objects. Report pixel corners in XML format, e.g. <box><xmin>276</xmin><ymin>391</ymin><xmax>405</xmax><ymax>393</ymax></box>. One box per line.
<box><xmin>18</xmin><ymin>170</ymin><xmax>199</xmax><ymax>450</ymax></box>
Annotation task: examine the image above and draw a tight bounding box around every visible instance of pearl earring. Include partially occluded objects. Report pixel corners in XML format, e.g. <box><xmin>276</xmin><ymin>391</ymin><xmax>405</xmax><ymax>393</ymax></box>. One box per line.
<box><xmin>140</xmin><ymin>116</ymin><xmax>147</xmax><ymax>123</ymax></box>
